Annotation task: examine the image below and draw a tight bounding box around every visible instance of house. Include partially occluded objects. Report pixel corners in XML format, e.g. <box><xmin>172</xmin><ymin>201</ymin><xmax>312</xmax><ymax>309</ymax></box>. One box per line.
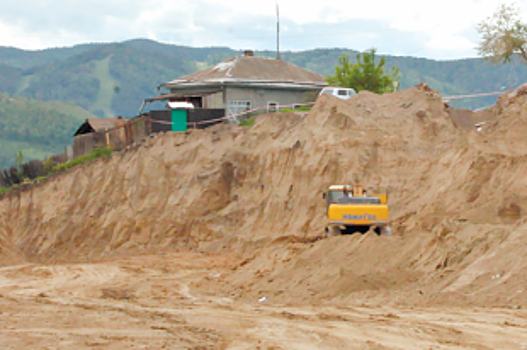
<box><xmin>147</xmin><ymin>50</ymin><xmax>327</xmax><ymax>118</ymax></box>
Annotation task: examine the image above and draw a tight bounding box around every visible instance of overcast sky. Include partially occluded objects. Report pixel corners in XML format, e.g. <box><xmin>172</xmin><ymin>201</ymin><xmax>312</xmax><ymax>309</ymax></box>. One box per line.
<box><xmin>0</xmin><ymin>0</ymin><xmax>524</xmax><ymax>60</ymax></box>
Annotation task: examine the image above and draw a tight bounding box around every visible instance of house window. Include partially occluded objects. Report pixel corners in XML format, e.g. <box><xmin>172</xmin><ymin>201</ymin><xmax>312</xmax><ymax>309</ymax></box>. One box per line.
<box><xmin>227</xmin><ymin>100</ymin><xmax>252</xmax><ymax>116</ymax></box>
<box><xmin>267</xmin><ymin>101</ymin><xmax>279</xmax><ymax>112</ymax></box>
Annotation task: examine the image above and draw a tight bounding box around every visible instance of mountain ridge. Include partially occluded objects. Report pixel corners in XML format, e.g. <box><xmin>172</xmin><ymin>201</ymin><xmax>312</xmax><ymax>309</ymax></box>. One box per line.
<box><xmin>0</xmin><ymin>39</ymin><xmax>523</xmax><ymax>115</ymax></box>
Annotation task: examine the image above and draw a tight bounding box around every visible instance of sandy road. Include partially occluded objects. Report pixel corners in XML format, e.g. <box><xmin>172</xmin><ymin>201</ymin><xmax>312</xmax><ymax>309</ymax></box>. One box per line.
<box><xmin>0</xmin><ymin>252</ymin><xmax>526</xmax><ymax>349</ymax></box>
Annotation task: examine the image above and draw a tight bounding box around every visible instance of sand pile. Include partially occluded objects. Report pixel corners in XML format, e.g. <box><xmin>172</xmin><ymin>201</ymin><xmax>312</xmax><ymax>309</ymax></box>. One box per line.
<box><xmin>226</xmin><ymin>85</ymin><xmax>527</xmax><ymax>307</ymax></box>
<box><xmin>2</xmin><ymin>83</ymin><xmax>527</xmax><ymax>307</ymax></box>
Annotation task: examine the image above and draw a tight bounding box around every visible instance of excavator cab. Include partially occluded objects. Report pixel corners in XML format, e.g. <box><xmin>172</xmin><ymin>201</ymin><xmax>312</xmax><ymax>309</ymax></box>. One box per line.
<box><xmin>323</xmin><ymin>184</ymin><xmax>392</xmax><ymax>236</ymax></box>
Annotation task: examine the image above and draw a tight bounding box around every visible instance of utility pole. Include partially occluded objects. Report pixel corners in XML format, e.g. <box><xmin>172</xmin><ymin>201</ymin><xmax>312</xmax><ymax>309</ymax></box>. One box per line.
<box><xmin>276</xmin><ymin>0</ymin><xmax>280</xmax><ymax>59</ymax></box>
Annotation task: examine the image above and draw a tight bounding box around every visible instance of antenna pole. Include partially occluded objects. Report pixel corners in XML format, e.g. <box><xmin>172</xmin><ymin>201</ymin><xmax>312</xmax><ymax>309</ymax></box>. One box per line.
<box><xmin>276</xmin><ymin>0</ymin><xmax>280</xmax><ymax>59</ymax></box>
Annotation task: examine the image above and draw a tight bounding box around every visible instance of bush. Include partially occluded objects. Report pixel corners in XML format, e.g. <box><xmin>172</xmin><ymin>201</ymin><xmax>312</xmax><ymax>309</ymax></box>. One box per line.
<box><xmin>54</xmin><ymin>147</ymin><xmax>113</xmax><ymax>172</ymax></box>
<box><xmin>0</xmin><ymin>147</ymin><xmax>113</xmax><ymax>193</ymax></box>
<box><xmin>43</xmin><ymin>158</ymin><xmax>54</xmax><ymax>174</ymax></box>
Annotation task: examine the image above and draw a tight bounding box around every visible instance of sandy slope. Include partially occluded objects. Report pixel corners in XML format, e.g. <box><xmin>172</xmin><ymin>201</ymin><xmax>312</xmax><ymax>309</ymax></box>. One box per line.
<box><xmin>1</xmin><ymin>84</ymin><xmax>527</xmax><ymax>348</ymax></box>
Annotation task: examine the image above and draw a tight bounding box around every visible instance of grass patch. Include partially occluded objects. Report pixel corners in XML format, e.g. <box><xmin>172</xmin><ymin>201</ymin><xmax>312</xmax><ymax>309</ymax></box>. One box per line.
<box><xmin>54</xmin><ymin>147</ymin><xmax>112</xmax><ymax>172</ymax></box>
<box><xmin>0</xmin><ymin>187</ymin><xmax>8</xmax><ymax>196</ymax></box>
<box><xmin>294</xmin><ymin>105</ymin><xmax>312</xmax><ymax>111</ymax></box>
<box><xmin>280</xmin><ymin>105</ymin><xmax>312</xmax><ymax>113</ymax></box>
<box><xmin>240</xmin><ymin>117</ymin><xmax>255</xmax><ymax>127</ymax></box>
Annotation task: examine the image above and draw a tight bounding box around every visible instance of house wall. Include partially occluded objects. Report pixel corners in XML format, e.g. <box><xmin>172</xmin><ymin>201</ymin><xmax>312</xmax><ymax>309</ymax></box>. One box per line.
<box><xmin>168</xmin><ymin>85</ymin><xmax>322</xmax><ymax>116</ymax></box>
<box><xmin>225</xmin><ymin>86</ymin><xmax>316</xmax><ymax>114</ymax></box>
<box><xmin>167</xmin><ymin>87</ymin><xmax>224</xmax><ymax>109</ymax></box>
<box><xmin>203</xmin><ymin>91</ymin><xmax>224</xmax><ymax>109</ymax></box>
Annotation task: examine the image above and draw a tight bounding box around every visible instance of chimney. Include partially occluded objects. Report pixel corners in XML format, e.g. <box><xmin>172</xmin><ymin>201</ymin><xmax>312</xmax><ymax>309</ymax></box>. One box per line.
<box><xmin>244</xmin><ymin>50</ymin><xmax>254</xmax><ymax>57</ymax></box>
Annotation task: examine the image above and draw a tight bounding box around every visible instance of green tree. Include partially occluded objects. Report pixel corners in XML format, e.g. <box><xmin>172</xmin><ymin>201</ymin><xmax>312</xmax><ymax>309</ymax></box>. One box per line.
<box><xmin>326</xmin><ymin>48</ymin><xmax>400</xmax><ymax>93</ymax></box>
<box><xmin>15</xmin><ymin>150</ymin><xmax>24</xmax><ymax>179</ymax></box>
<box><xmin>15</xmin><ymin>150</ymin><xmax>24</xmax><ymax>168</ymax></box>
<box><xmin>476</xmin><ymin>3</ymin><xmax>527</xmax><ymax>63</ymax></box>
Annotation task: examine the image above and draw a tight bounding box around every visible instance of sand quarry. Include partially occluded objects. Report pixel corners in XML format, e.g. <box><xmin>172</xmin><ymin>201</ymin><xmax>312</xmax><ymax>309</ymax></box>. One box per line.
<box><xmin>1</xmin><ymin>84</ymin><xmax>527</xmax><ymax>348</ymax></box>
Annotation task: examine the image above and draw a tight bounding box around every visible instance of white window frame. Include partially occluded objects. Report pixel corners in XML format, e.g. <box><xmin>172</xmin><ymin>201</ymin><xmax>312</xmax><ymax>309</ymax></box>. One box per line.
<box><xmin>267</xmin><ymin>101</ymin><xmax>279</xmax><ymax>112</ymax></box>
<box><xmin>227</xmin><ymin>100</ymin><xmax>252</xmax><ymax>116</ymax></box>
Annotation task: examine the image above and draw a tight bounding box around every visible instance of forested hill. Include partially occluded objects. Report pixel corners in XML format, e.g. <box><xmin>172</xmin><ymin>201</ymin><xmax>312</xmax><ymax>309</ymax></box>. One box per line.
<box><xmin>0</xmin><ymin>43</ymin><xmax>102</xmax><ymax>69</ymax></box>
<box><xmin>0</xmin><ymin>39</ymin><xmax>525</xmax><ymax>116</ymax></box>
<box><xmin>16</xmin><ymin>43</ymin><xmax>197</xmax><ymax>118</ymax></box>
<box><xmin>0</xmin><ymin>94</ymin><xmax>95</xmax><ymax>169</ymax></box>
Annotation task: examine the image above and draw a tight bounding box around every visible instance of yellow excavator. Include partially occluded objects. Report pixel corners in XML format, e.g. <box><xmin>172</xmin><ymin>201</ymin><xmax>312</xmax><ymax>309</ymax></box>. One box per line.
<box><xmin>323</xmin><ymin>184</ymin><xmax>392</xmax><ymax>236</ymax></box>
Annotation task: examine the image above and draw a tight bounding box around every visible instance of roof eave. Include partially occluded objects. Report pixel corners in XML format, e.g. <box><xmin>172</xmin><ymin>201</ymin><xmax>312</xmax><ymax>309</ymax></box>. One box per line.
<box><xmin>162</xmin><ymin>79</ymin><xmax>327</xmax><ymax>90</ymax></box>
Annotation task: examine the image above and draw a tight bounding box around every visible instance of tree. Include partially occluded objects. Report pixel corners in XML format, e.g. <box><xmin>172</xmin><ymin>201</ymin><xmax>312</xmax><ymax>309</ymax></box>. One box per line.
<box><xmin>325</xmin><ymin>48</ymin><xmax>400</xmax><ymax>94</ymax></box>
<box><xmin>476</xmin><ymin>3</ymin><xmax>527</xmax><ymax>63</ymax></box>
<box><xmin>15</xmin><ymin>150</ymin><xmax>24</xmax><ymax>169</ymax></box>
<box><xmin>15</xmin><ymin>150</ymin><xmax>25</xmax><ymax>179</ymax></box>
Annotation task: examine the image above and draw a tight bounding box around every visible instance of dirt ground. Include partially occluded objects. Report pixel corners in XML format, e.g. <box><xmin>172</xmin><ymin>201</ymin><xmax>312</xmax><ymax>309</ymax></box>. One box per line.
<box><xmin>1</xmin><ymin>252</ymin><xmax>527</xmax><ymax>349</ymax></box>
<box><xmin>2</xmin><ymin>84</ymin><xmax>527</xmax><ymax>348</ymax></box>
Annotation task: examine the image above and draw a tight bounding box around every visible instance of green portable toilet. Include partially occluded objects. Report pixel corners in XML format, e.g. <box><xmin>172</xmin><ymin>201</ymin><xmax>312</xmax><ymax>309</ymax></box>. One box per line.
<box><xmin>168</xmin><ymin>102</ymin><xmax>194</xmax><ymax>132</ymax></box>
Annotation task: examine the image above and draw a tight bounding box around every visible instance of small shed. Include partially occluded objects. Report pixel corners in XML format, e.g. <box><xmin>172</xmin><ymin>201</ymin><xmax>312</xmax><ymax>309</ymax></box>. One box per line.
<box><xmin>167</xmin><ymin>102</ymin><xmax>194</xmax><ymax>132</ymax></box>
<box><xmin>72</xmin><ymin>115</ymin><xmax>149</xmax><ymax>158</ymax></box>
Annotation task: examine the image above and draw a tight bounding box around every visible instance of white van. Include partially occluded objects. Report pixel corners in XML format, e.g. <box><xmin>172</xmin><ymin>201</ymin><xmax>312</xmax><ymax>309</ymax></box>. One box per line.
<box><xmin>319</xmin><ymin>87</ymin><xmax>357</xmax><ymax>100</ymax></box>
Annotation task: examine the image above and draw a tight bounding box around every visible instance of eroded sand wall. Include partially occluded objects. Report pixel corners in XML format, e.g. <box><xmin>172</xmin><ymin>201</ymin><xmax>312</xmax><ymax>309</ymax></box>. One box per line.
<box><xmin>2</xmin><ymin>85</ymin><xmax>527</xmax><ymax>306</ymax></box>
